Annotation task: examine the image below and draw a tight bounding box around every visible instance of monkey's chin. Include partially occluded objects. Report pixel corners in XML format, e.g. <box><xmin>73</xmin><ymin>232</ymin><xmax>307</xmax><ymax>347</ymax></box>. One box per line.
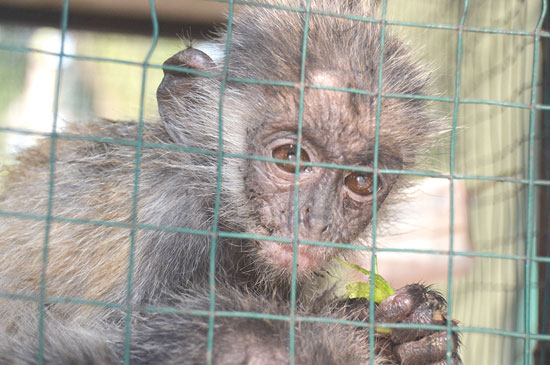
<box><xmin>256</xmin><ymin>240</ymin><xmax>332</xmax><ymax>277</ymax></box>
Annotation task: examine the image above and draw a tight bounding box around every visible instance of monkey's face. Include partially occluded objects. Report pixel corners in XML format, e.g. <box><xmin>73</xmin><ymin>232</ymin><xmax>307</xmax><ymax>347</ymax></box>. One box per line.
<box><xmin>242</xmin><ymin>82</ymin><xmax>400</xmax><ymax>279</ymax></box>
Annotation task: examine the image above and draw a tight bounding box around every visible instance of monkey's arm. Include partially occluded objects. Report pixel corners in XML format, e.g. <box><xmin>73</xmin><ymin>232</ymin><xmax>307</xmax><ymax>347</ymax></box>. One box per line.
<box><xmin>125</xmin><ymin>287</ymin><xmax>394</xmax><ymax>365</ymax></box>
<box><xmin>125</xmin><ymin>284</ymin><xmax>461</xmax><ymax>365</ymax></box>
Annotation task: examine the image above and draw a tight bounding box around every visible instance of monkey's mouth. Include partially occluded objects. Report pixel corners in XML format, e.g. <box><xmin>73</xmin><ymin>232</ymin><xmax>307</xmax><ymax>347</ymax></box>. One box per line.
<box><xmin>256</xmin><ymin>240</ymin><xmax>332</xmax><ymax>275</ymax></box>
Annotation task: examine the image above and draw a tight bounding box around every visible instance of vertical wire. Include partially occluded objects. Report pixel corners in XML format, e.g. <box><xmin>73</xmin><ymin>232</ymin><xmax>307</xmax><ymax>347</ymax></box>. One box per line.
<box><xmin>206</xmin><ymin>1</ymin><xmax>235</xmax><ymax>363</ymax></box>
<box><xmin>122</xmin><ymin>1</ymin><xmax>159</xmax><ymax>363</ymax></box>
<box><xmin>539</xmin><ymin>4</ymin><xmax>550</xmax><ymax>364</ymax></box>
<box><xmin>37</xmin><ymin>1</ymin><xmax>69</xmax><ymax>363</ymax></box>
<box><xmin>446</xmin><ymin>0</ymin><xmax>469</xmax><ymax>363</ymax></box>
<box><xmin>368</xmin><ymin>1</ymin><xmax>388</xmax><ymax>363</ymax></box>
<box><xmin>523</xmin><ymin>1</ymin><xmax>546</xmax><ymax>363</ymax></box>
<box><xmin>290</xmin><ymin>1</ymin><xmax>312</xmax><ymax>363</ymax></box>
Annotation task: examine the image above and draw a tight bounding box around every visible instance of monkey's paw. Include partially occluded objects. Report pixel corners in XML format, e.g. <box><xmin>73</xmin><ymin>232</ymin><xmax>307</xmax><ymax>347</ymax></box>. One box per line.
<box><xmin>375</xmin><ymin>284</ymin><xmax>461</xmax><ymax>365</ymax></box>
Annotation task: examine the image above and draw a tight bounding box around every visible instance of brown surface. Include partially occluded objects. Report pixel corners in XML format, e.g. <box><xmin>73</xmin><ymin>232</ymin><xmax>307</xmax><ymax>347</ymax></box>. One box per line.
<box><xmin>1</xmin><ymin>0</ymin><xmax>227</xmax><ymax>21</ymax></box>
<box><xmin>0</xmin><ymin>0</ymin><xmax>227</xmax><ymax>37</ymax></box>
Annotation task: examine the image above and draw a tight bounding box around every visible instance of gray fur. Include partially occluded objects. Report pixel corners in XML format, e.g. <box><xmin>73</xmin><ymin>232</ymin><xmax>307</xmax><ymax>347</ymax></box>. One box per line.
<box><xmin>0</xmin><ymin>0</ymin><xmax>458</xmax><ymax>364</ymax></box>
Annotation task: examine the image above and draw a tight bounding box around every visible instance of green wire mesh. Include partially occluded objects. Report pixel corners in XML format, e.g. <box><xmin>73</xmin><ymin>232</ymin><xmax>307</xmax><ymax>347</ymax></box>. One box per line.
<box><xmin>0</xmin><ymin>0</ymin><xmax>549</xmax><ymax>364</ymax></box>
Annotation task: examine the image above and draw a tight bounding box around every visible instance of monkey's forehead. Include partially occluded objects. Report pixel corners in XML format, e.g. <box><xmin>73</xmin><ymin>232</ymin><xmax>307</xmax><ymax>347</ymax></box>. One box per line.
<box><xmin>272</xmin><ymin>70</ymin><xmax>392</xmax><ymax>134</ymax></box>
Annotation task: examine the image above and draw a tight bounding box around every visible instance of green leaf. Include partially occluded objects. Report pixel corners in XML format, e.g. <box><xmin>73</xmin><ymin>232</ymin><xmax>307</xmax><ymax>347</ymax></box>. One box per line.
<box><xmin>335</xmin><ymin>257</ymin><xmax>372</xmax><ymax>276</ymax></box>
<box><xmin>337</xmin><ymin>257</ymin><xmax>396</xmax><ymax>335</ymax></box>
<box><xmin>376</xmin><ymin>327</ymin><xmax>391</xmax><ymax>334</ymax></box>
<box><xmin>336</xmin><ymin>258</ymin><xmax>396</xmax><ymax>303</ymax></box>
<box><xmin>344</xmin><ymin>280</ymin><xmax>394</xmax><ymax>303</ymax></box>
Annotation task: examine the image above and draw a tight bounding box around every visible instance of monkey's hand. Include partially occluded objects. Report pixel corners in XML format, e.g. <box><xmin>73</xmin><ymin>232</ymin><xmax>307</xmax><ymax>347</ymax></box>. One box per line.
<box><xmin>375</xmin><ymin>284</ymin><xmax>461</xmax><ymax>365</ymax></box>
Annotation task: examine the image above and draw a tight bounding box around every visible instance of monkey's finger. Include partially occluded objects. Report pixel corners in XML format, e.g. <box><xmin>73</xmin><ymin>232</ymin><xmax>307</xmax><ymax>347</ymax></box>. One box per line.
<box><xmin>389</xmin><ymin>308</ymin><xmax>446</xmax><ymax>344</ymax></box>
<box><xmin>390</xmin><ymin>290</ymin><xmax>450</xmax><ymax>344</ymax></box>
<box><xmin>375</xmin><ymin>284</ymin><xmax>426</xmax><ymax>323</ymax></box>
<box><xmin>393</xmin><ymin>331</ymin><xmax>461</xmax><ymax>365</ymax></box>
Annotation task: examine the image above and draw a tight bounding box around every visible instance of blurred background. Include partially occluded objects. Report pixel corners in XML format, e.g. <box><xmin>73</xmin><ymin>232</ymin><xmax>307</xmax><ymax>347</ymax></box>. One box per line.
<box><xmin>0</xmin><ymin>1</ymin><xmax>548</xmax><ymax>364</ymax></box>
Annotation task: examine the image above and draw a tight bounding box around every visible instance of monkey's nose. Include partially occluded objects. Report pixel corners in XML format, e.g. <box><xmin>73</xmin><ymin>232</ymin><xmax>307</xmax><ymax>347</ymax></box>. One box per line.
<box><xmin>300</xmin><ymin>207</ymin><xmax>330</xmax><ymax>239</ymax></box>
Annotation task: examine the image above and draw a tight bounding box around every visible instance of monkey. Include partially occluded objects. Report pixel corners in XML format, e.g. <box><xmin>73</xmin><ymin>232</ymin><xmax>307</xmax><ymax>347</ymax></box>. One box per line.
<box><xmin>0</xmin><ymin>0</ymin><xmax>461</xmax><ymax>364</ymax></box>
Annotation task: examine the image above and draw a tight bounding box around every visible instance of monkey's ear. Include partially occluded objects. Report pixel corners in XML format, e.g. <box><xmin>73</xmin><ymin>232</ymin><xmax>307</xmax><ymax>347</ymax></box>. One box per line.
<box><xmin>157</xmin><ymin>48</ymin><xmax>216</xmax><ymax>144</ymax></box>
<box><xmin>157</xmin><ymin>47</ymin><xmax>215</xmax><ymax>100</ymax></box>
<box><xmin>160</xmin><ymin>48</ymin><xmax>215</xmax><ymax>78</ymax></box>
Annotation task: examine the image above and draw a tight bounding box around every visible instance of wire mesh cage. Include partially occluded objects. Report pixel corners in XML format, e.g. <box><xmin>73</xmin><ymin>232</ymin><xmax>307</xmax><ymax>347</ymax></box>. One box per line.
<box><xmin>0</xmin><ymin>0</ymin><xmax>549</xmax><ymax>364</ymax></box>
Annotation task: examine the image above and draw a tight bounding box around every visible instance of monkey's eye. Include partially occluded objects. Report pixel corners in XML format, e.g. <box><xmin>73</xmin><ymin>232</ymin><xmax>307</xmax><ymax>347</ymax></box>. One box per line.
<box><xmin>344</xmin><ymin>172</ymin><xmax>375</xmax><ymax>196</ymax></box>
<box><xmin>272</xmin><ymin>144</ymin><xmax>311</xmax><ymax>173</ymax></box>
